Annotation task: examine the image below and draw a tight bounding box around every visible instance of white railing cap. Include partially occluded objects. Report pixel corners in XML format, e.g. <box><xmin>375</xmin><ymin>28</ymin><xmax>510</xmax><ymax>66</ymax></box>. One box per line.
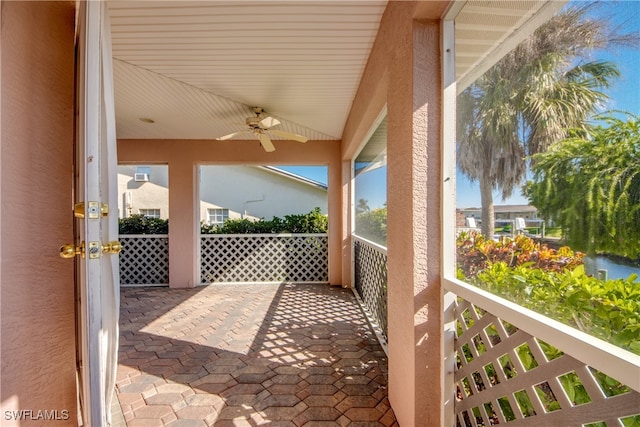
<box><xmin>352</xmin><ymin>234</ymin><xmax>387</xmax><ymax>255</ymax></box>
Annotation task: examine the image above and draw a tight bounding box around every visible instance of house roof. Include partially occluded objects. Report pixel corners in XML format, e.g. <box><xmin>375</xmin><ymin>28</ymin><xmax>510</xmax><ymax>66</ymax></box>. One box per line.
<box><xmin>260</xmin><ymin>166</ymin><xmax>328</xmax><ymax>191</ymax></box>
<box><xmin>107</xmin><ymin>1</ymin><xmax>561</xmax><ymax>144</ymax></box>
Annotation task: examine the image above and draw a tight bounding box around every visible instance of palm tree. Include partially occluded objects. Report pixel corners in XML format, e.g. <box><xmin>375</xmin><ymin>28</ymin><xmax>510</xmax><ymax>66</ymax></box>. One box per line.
<box><xmin>457</xmin><ymin>4</ymin><xmax>634</xmax><ymax>238</ymax></box>
<box><xmin>356</xmin><ymin>198</ymin><xmax>370</xmax><ymax>215</ymax></box>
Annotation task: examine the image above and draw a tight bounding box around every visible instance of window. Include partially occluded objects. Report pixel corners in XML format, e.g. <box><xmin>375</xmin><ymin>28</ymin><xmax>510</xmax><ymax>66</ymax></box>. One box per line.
<box><xmin>139</xmin><ymin>209</ymin><xmax>160</xmax><ymax>218</ymax></box>
<box><xmin>353</xmin><ymin>115</ymin><xmax>387</xmax><ymax>246</ymax></box>
<box><xmin>135</xmin><ymin>166</ymin><xmax>151</xmax><ymax>182</ymax></box>
<box><xmin>207</xmin><ymin>208</ymin><xmax>229</xmax><ymax>226</ymax></box>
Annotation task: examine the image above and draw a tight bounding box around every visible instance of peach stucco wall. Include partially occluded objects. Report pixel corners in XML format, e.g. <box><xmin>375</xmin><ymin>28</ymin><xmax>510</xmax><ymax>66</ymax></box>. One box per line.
<box><xmin>0</xmin><ymin>2</ymin><xmax>77</xmax><ymax>424</ymax></box>
<box><xmin>118</xmin><ymin>139</ymin><xmax>342</xmax><ymax>287</ymax></box>
<box><xmin>341</xmin><ymin>2</ymin><xmax>449</xmax><ymax>425</ymax></box>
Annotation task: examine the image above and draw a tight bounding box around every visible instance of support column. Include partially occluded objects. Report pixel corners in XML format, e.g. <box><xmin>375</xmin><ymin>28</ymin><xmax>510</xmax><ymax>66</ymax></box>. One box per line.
<box><xmin>168</xmin><ymin>160</ymin><xmax>199</xmax><ymax>288</ymax></box>
<box><xmin>327</xmin><ymin>153</ymin><xmax>344</xmax><ymax>285</ymax></box>
<box><xmin>386</xmin><ymin>19</ymin><xmax>443</xmax><ymax>426</ymax></box>
<box><xmin>340</xmin><ymin>159</ymin><xmax>354</xmax><ymax>288</ymax></box>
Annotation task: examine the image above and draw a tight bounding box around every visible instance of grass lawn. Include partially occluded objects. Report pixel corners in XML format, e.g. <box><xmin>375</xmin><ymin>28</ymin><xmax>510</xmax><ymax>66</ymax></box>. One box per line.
<box><xmin>545</xmin><ymin>227</ymin><xmax>562</xmax><ymax>238</ymax></box>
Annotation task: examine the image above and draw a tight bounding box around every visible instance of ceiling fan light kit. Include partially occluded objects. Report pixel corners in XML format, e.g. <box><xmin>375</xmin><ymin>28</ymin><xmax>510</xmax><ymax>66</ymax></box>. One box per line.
<box><xmin>216</xmin><ymin>107</ymin><xmax>308</xmax><ymax>152</ymax></box>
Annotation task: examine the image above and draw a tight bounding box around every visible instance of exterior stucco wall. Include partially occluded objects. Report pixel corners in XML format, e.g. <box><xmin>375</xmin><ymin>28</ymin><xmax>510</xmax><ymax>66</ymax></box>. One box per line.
<box><xmin>341</xmin><ymin>2</ymin><xmax>449</xmax><ymax>425</ymax></box>
<box><xmin>199</xmin><ymin>166</ymin><xmax>327</xmax><ymax>222</ymax></box>
<box><xmin>386</xmin><ymin>19</ymin><xmax>443</xmax><ymax>426</ymax></box>
<box><xmin>0</xmin><ymin>2</ymin><xmax>77</xmax><ymax>424</ymax></box>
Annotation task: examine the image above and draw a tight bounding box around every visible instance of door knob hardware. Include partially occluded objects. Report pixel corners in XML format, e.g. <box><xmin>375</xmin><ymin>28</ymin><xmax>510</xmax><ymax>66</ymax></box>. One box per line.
<box><xmin>60</xmin><ymin>240</ymin><xmax>121</xmax><ymax>259</ymax></box>
<box><xmin>102</xmin><ymin>241</ymin><xmax>122</xmax><ymax>255</ymax></box>
<box><xmin>74</xmin><ymin>202</ymin><xmax>109</xmax><ymax>219</ymax></box>
<box><xmin>60</xmin><ymin>242</ymin><xmax>85</xmax><ymax>259</ymax></box>
<box><xmin>87</xmin><ymin>241</ymin><xmax>101</xmax><ymax>259</ymax></box>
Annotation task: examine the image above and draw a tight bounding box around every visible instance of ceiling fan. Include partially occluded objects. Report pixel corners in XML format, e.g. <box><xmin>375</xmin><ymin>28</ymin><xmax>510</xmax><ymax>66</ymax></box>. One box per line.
<box><xmin>216</xmin><ymin>107</ymin><xmax>308</xmax><ymax>152</ymax></box>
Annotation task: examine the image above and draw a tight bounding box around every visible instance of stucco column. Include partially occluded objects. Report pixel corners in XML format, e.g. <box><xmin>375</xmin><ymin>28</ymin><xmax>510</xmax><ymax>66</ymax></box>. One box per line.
<box><xmin>340</xmin><ymin>159</ymin><xmax>353</xmax><ymax>288</ymax></box>
<box><xmin>327</xmin><ymin>152</ymin><xmax>344</xmax><ymax>285</ymax></box>
<box><xmin>168</xmin><ymin>159</ymin><xmax>199</xmax><ymax>288</ymax></box>
<box><xmin>386</xmin><ymin>19</ymin><xmax>443</xmax><ymax>426</ymax></box>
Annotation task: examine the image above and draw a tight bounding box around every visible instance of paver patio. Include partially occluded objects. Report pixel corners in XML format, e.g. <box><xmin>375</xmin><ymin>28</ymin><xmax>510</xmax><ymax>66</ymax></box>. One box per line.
<box><xmin>116</xmin><ymin>283</ymin><xmax>397</xmax><ymax>426</ymax></box>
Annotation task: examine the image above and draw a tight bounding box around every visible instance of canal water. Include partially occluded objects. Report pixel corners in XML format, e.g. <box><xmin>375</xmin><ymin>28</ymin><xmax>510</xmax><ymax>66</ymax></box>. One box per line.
<box><xmin>583</xmin><ymin>256</ymin><xmax>640</xmax><ymax>281</ymax></box>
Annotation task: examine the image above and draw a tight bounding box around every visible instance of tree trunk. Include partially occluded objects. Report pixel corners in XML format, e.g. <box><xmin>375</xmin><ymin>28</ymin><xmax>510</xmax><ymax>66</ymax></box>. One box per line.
<box><xmin>480</xmin><ymin>175</ymin><xmax>495</xmax><ymax>238</ymax></box>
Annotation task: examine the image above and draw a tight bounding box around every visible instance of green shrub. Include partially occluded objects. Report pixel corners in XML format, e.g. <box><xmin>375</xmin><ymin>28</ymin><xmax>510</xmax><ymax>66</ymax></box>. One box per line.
<box><xmin>200</xmin><ymin>208</ymin><xmax>328</xmax><ymax>234</ymax></box>
<box><xmin>355</xmin><ymin>205</ymin><xmax>387</xmax><ymax>246</ymax></box>
<box><xmin>469</xmin><ymin>262</ymin><xmax>640</xmax><ymax>353</ymax></box>
<box><xmin>119</xmin><ymin>214</ymin><xmax>168</xmax><ymax>234</ymax></box>
<box><xmin>457</xmin><ymin>231</ymin><xmax>640</xmax><ymax>354</ymax></box>
<box><xmin>282</xmin><ymin>207</ymin><xmax>329</xmax><ymax>233</ymax></box>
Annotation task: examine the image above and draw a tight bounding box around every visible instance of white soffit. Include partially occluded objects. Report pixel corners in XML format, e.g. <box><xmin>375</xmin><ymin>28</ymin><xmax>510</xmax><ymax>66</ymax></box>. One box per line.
<box><xmin>108</xmin><ymin>1</ymin><xmax>387</xmax><ymax>140</ymax></box>
<box><xmin>455</xmin><ymin>0</ymin><xmax>566</xmax><ymax>93</ymax></box>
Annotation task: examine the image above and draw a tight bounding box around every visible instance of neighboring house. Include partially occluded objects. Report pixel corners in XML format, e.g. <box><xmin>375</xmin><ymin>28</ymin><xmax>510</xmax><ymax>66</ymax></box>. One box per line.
<box><xmin>458</xmin><ymin>205</ymin><xmax>547</xmax><ymax>234</ymax></box>
<box><xmin>459</xmin><ymin>204</ymin><xmax>539</xmax><ymax>222</ymax></box>
<box><xmin>117</xmin><ymin>164</ymin><xmax>327</xmax><ymax>224</ymax></box>
<box><xmin>494</xmin><ymin>204</ymin><xmax>538</xmax><ymax>220</ymax></box>
<box><xmin>118</xmin><ymin>165</ymin><xmax>170</xmax><ymax>219</ymax></box>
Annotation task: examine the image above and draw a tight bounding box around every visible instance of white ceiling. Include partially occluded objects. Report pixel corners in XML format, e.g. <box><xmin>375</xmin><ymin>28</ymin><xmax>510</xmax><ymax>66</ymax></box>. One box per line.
<box><xmin>454</xmin><ymin>0</ymin><xmax>565</xmax><ymax>92</ymax></box>
<box><xmin>108</xmin><ymin>1</ymin><xmax>387</xmax><ymax>141</ymax></box>
<box><xmin>108</xmin><ymin>1</ymin><xmax>557</xmax><ymax>143</ymax></box>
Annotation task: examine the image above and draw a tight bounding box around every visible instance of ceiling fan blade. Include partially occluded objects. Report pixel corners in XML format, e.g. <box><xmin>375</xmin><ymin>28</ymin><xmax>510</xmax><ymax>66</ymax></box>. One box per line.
<box><xmin>216</xmin><ymin>131</ymin><xmax>247</xmax><ymax>141</ymax></box>
<box><xmin>269</xmin><ymin>129</ymin><xmax>308</xmax><ymax>143</ymax></box>
<box><xmin>259</xmin><ymin>116</ymin><xmax>280</xmax><ymax>129</ymax></box>
<box><xmin>259</xmin><ymin>133</ymin><xmax>276</xmax><ymax>152</ymax></box>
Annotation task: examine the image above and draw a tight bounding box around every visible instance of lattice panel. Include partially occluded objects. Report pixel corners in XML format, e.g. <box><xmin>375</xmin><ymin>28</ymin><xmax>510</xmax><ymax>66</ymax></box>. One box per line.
<box><xmin>354</xmin><ymin>238</ymin><xmax>388</xmax><ymax>341</ymax></box>
<box><xmin>454</xmin><ymin>298</ymin><xmax>640</xmax><ymax>427</ymax></box>
<box><xmin>119</xmin><ymin>235</ymin><xmax>169</xmax><ymax>285</ymax></box>
<box><xmin>200</xmin><ymin>234</ymin><xmax>328</xmax><ymax>283</ymax></box>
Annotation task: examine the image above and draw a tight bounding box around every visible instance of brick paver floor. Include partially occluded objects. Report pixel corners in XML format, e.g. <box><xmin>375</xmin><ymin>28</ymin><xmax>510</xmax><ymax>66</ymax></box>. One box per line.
<box><xmin>116</xmin><ymin>283</ymin><xmax>397</xmax><ymax>426</ymax></box>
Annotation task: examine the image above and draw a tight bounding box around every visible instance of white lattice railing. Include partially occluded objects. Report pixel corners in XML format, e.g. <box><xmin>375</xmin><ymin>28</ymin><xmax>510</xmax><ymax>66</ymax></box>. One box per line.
<box><xmin>353</xmin><ymin>235</ymin><xmax>388</xmax><ymax>343</ymax></box>
<box><xmin>119</xmin><ymin>235</ymin><xmax>169</xmax><ymax>286</ymax></box>
<box><xmin>445</xmin><ymin>278</ymin><xmax>640</xmax><ymax>427</ymax></box>
<box><xmin>200</xmin><ymin>234</ymin><xmax>328</xmax><ymax>284</ymax></box>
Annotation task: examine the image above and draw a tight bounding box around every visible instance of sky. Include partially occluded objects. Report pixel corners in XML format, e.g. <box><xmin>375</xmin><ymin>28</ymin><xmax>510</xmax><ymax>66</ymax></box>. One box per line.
<box><xmin>279</xmin><ymin>0</ymin><xmax>640</xmax><ymax>210</ymax></box>
<box><xmin>275</xmin><ymin>165</ymin><xmax>328</xmax><ymax>186</ymax></box>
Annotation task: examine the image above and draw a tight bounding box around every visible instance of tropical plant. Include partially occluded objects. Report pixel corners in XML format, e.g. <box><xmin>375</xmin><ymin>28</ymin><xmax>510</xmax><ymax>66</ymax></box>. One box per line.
<box><xmin>456</xmin><ymin>231</ymin><xmax>584</xmax><ymax>278</ymax></box>
<box><xmin>457</xmin><ymin>4</ymin><xmax>633</xmax><ymax>238</ymax></box>
<box><xmin>525</xmin><ymin>115</ymin><xmax>640</xmax><ymax>258</ymax></box>
<box><xmin>356</xmin><ymin>198</ymin><xmax>370</xmax><ymax>215</ymax></box>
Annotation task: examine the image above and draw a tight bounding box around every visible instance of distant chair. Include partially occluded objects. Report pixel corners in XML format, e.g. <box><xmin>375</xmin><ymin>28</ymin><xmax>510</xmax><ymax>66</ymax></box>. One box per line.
<box><xmin>514</xmin><ymin>217</ymin><xmax>527</xmax><ymax>234</ymax></box>
<box><xmin>465</xmin><ymin>217</ymin><xmax>477</xmax><ymax>228</ymax></box>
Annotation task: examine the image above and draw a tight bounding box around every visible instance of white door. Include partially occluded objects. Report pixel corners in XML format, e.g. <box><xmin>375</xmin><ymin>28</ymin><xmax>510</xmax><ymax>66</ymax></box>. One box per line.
<box><xmin>74</xmin><ymin>2</ymin><xmax>120</xmax><ymax>425</ymax></box>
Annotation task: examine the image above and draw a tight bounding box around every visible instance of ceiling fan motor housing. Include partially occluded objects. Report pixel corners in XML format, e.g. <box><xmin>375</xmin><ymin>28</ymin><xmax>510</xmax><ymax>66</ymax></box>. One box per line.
<box><xmin>216</xmin><ymin>106</ymin><xmax>306</xmax><ymax>151</ymax></box>
<box><xmin>246</xmin><ymin>116</ymin><xmax>262</xmax><ymax>127</ymax></box>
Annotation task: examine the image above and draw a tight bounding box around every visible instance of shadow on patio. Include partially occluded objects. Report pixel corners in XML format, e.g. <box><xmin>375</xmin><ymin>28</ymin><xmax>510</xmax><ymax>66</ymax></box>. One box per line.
<box><xmin>115</xmin><ymin>283</ymin><xmax>397</xmax><ymax>426</ymax></box>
